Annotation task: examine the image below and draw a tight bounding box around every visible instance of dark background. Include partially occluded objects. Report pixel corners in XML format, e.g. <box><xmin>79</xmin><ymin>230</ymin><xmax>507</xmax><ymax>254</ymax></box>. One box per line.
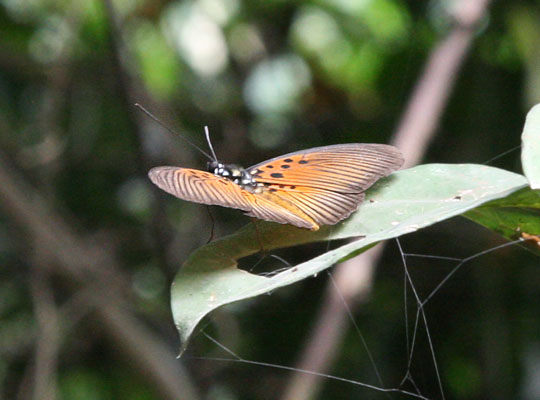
<box><xmin>1</xmin><ymin>0</ymin><xmax>539</xmax><ymax>399</ymax></box>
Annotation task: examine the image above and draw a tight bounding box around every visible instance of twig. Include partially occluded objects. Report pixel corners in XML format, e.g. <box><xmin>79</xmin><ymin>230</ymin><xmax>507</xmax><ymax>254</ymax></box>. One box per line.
<box><xmin>29</xmin><ymin>268</ymin><xmax>59</xmax><ymax>400</ymax></box>
<box><xmin>17</xmin><ymin>268</ymin><xmax>60</xmax><ymax>400</ymax></box>
<box><xmin>280</xmin><ymin>1</ymin><xmax>493</xmax><ymax>399</ymax></box>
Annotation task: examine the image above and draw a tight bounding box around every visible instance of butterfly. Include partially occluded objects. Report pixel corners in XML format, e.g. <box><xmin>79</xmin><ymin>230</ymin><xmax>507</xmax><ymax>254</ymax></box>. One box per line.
<box><xmin>148</xmin><ymin>141</ymin><xmax>403</xmax><ymax>231</ymax></box>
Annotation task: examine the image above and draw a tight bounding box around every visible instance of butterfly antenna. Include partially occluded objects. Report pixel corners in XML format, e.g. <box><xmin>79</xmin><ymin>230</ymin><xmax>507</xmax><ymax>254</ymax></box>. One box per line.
<box><xmin>204</xmin><ymin>126</ymin><xmax>219</xmax><ymax>162</ymax></box>
<box><xmin>134</xmin><ymin>103</ymin><xmax>214</xmax><ymax>161</ymax></box>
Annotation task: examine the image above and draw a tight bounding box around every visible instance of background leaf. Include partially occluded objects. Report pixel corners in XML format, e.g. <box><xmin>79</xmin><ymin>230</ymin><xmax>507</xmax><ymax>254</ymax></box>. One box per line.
<box><xmin>522</xmin><ymin>103</ymin><xmax>540</xmax><ymax>189</ymax></box>
<box><xmin>465</xmin><ymin>188</ymin><xmax>540</xmax><ymax>255</ymax></box>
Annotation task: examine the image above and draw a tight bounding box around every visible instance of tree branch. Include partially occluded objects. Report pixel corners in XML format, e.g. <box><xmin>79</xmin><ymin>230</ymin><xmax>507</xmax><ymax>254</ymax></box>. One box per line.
<box><xmin>281</xmin><ymin>1</ymin><xmax>493</xmax><ymax>399</ymax></box>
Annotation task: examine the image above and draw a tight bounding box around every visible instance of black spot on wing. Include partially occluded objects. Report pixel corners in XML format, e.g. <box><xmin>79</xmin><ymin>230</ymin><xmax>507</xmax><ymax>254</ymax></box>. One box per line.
<box><xmin>270</xmin><ymin>173</ymin><xmax>284</xmax><ymax>178</ymax></box>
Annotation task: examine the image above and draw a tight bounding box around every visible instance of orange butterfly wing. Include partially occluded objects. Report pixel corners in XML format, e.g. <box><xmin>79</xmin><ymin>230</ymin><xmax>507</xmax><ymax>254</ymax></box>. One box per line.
<box><xmin>246</xmin><ymin>144</ymin><xmax>404</xmax><ymax>228</ymax></box>
<box><xmin>149</xmin><ymin>144</ymin><xmax>403</xmax><ymax>230</ymax></box>
<box><xmin>249</xmin><ymin>144</ymin><xmax>403</xmax><ymax>191</ymax></box>
<box><xmin>148</xmin><ymin>167</ymin><xmax>316</xmax><ymax>229</ymax></box>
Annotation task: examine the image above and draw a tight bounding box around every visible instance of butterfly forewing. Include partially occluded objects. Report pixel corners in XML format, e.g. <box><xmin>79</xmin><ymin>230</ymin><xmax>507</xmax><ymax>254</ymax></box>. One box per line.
<box><xmin>149</xmin><ymin>167</ymin><xmax>251</xmax><ymax>209</ymax></box>
<box><xmin>249</xmin><ymin>144</ymin><xmax>403</xmax><ymax>192</ymax></box>
<box><xmin>148</xmin><ymin>167</ymin><xmax>317</xmax><ymax>229</ymax></box>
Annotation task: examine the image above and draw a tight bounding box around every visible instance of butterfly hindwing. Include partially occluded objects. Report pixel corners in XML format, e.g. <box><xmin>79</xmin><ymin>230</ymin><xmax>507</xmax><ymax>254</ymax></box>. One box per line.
<box><xmin>258</xmin><ymin>185</ymin><xmax>365</xmax><ymax>226</ymax></box>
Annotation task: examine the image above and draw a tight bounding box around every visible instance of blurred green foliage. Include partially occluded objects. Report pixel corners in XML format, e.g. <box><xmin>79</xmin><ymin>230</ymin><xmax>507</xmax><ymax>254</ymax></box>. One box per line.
<box><xmin>1</xmin><ymin>0</ymin><xmax>540</xmax><ymax>399</ymax></box>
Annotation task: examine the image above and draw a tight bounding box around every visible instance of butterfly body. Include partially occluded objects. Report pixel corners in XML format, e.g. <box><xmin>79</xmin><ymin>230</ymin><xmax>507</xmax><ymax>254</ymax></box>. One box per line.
<box><xmin>207</xmin><ymin>161</ymin><xmax>259</xmax><ymax>190</ymax></box>
<box><xmin>149</xmin><ymin>144</ymin><xmax>403</xmax><ymax>231</ymax></box>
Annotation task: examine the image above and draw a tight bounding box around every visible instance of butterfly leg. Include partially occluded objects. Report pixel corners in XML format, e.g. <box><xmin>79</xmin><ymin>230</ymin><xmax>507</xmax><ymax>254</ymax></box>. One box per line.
<box><xmin>251</xmin><ymin>218</ymin><xmax>266</xmax><ymax>253</ymax></box>
<box><xmin>249</xmin><ymin>219</ymin><xmax>292</xmax><ymax>273</ymax></box>
<box><xmin>247</xmin><ymin>218</ymin><xmax>268</xmax><ymax>273</ymax></box>
<box><xmin>205</xmin><ymin>206</ymin><xmax>216</xmax><ymax>244</ymax></box>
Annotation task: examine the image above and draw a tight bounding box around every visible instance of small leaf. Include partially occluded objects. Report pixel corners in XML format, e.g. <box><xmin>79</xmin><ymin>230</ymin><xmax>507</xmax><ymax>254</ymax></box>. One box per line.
<box><xmin>522</xmin><ymin>103</ymin><xmax>540</xmax><ymax>189</ymax></box>
<box><xmin>171</xmin><ymin>164</ymin><xmax>528</xmax><ymax>353</ymax></box>
<box><xmin>464</xmin><ymin>187</ymin><xmax>540</xmax><ymax>255</ymax></box>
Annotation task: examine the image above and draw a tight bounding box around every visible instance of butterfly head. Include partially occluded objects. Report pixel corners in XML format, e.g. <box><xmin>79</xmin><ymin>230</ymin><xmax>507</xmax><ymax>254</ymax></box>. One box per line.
<box><xmin>207</xmin><ymin>161</ymin><xmax>257</xmax><ymax>188</ymax></box>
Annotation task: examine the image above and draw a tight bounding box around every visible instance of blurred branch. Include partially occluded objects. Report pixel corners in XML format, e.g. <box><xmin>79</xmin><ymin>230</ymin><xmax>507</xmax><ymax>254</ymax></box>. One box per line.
<box><xmin>17</xmin><ymin>268</ymin><xmax>59</xmax><ymax>400</ymax></box>
<box><xmin>29</xmin><ymin>269</ymin><xmax>59</xmax><ymax>400</ymax></box>
<box><xmin>0</xmin><ymin>150</ymin><xmax>200</xmax><ymax>400</ymax></box>
<box><xmin>23</xmin><ymin>1</ymin><xmax>82</xmax><ymax>182</ymax></box>
<box><xmin>281</xmin><ymin>1</ymin><xmax>493</xmax><ymax>399</ymax></box>
<box><xmin>102</xmin><ymin>0</ymin><xmax>208</xmax><ymax>271</ymax></box>
<box><xmin>101</xmin><ymin>0</ymin><xmax>196</xmax><ymax>167</ymax></box>
<box><xmin>102</xmin><ymin>0</ymin><xmax>151</xmax><ymax>161</ymax></box>
<box><xmin>393</xmin><ymin>0</ymin><xmax>493</xmax><ymax>169</ymax></box>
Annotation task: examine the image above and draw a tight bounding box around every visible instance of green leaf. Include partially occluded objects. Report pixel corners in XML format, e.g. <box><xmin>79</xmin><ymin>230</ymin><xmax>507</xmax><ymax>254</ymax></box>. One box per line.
<box><xmin>172</xmin><ymin>164</ymin><xmax>528</xmax><ymax>354</ymax></box>
<box><xmin>464</xmin><ymin>187</ymin><xmax>540</xmax><ymax>255</ymax></box>
<box><xmin>522</xmin><ymin>103</ymin><xmax>540</xmax><ymax>189</ymax></box>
